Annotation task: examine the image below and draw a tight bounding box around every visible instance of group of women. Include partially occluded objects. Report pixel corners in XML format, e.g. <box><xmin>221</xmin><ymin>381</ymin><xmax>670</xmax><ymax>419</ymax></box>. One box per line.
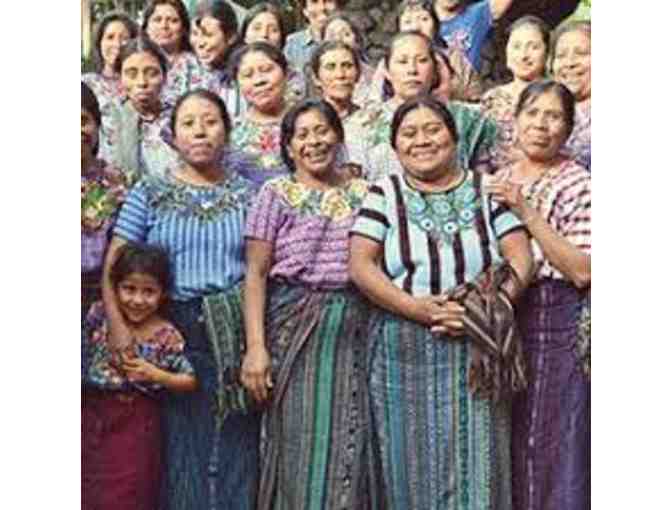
<box><xmin>81</xmin><ymin>1</ymin><xmax>591</xmax><ymax>509</ymax></box>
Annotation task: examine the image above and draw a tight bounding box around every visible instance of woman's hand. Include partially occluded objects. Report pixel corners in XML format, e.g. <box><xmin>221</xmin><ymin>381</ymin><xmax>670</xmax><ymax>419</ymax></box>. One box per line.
<box><xmin>410</xmin><ymin>295</ymin><xmax>450</xmax><ymax>326</ymax></box>
<box><xmin>485</xmin><ymin>179</ymin><xmax>530</xmax><ymax>218</ymax></box>
<box><xmin>121</xmin><ymin>354</ymin><xmax>164</xmax><ymax>384</ymax></box>
<box><xmin>430</xmin><ymin>300</ymin><xmax>466</xmax><ymax>337</ymax></box>
<box><xmin>241</xmin><ymin>346</ymin><xmax>273</xmax><ymax>404</ymax></box>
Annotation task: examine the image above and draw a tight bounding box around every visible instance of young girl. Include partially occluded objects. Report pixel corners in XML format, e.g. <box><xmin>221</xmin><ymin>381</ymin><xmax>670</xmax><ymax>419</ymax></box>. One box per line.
<box><xmin>82</xmin><ymin>242</ymin><xmax>196</xmax><ymax>510</ymax></box>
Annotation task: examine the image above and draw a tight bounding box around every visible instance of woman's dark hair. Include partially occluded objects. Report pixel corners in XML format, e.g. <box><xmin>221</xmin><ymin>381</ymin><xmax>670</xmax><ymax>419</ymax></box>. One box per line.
<box><xmin>229</xmin><ymin>41</ymin><xmax>289</xmax><ymax>79</ymax></box>
<box><xmin>321</xmin><ymin>11</ymin><xmax>368</xmax><ymax>63</ymax></box>
<box><xmin>170</xmin><ymin>89</ymin><xmax>232</xmax><ymax>143</ymax></box>
<box><xmin>142</xmin><ymin>0</ymin><xmax>192</xmax><ymax>53</ymax></box>
<box><xmin>549</xmin><ymin>20</ymin><xmax>591</xmax><ymax>71</ymax></box>
<box><xmin>239</xmin><ymin>2</ymin><xmax>288</xmax><ymax>49</ymax></box>
<box><xmin>110</xmin><ymin>242</ymin><xmax>172</xmax><ymax>296</ymax></box>
<box><xmin>390</xmin><ymin>94</ymin><xmax>459</xmax><ymax>150</ymax></box>
<box><xmin>92</xmin><ymin>11</ymin><xmax>139</xmax><ymax>73</ymax></box>
<box><xmin>114</xmin><ymin>35</ymin><xmax>169</xmax><ymax>76</ymax></box>
<box><xmin>310</xmin><ymin>40</ymin><xmax>361</xmax><ymax>85</ymax></box>
<box><xmin>280</xmin><ymin>99</ymin><xmax>345</xmax><ymax>172</ymax></box>
<box><xmin>396</xmin><ymin>0</ymin><xmax>443</xmax><ymax>45</ymax></box>
<box><xmin>383</xmin><ymin>31</ymin><xmax>439</xmax><ymax>100</ymax></box>
<box><xmin>192</xmin><ymin>0</ymin><xmax>239</xmax><ymax>69</ymax></box>
<box><xmin>82</xmin><ymin>82</ymin><xmax>102</xmax><ymax>155</ymax></box>
<box><xmin>514</xmin><ymin>80</ymin><xmax>576</xmax><ymax>140</ymax></box>
<box><xmin>508</xmin><ymin>15</ymin><xmax>551</xmax><ymax>53</ymax></box>
<box><xmin>296</xmin><ymin>0</ymin><xmax>347</xmax><ymax>9</ymax></box>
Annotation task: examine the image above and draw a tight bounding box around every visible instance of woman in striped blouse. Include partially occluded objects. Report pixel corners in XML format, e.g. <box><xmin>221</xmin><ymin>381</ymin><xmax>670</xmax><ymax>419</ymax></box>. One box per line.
<box><xmin>102</xmin><ymin>90</ymin><xmax>260</xmax><ymax>510</ymax></box>
<box><xmin>486</xmin><ymin>80</ymin><xmax>591</xmax><ymax>510</ymax></box>
<box><xmin>350</xmin><ymin>95</ymin><xmax>534</xmax><ymax>509</ymax></box>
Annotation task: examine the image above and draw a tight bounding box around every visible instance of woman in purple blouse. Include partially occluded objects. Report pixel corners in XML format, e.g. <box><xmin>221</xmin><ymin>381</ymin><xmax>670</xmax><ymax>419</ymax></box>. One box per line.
<box><xmin>241</xmin><ymin>99</ymin><xmax>371</xmax><ymax>509</ymax></box>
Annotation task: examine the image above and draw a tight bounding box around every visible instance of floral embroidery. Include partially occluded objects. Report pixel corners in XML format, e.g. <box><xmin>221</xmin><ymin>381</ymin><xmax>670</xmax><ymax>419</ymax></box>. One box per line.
<box><xmin>81</xmin><ymin>162</ymin><xmax>129</xmax><ymax>231</ymax></box>
<box><xmin>403</xmin><ymin>176</ymin><xmax>481</xmax><ymax>245</ymax></box>
<box><xmin>230</xmin><ymin>118</ymin><xmax>286</xmax><ymax>172</ymax></box>
<box><xmin>84</xmin><ymin>302</ymin><xmax>193</xmax><ymax>394</ymax></box>
<box><xmin>147</xmin><ymin>172</ymin><xmax>253</xmax><ymax>222</ymax></box>
<box><xmin>270</xmin><ymin>176</ymin><xmax>368</xmax><ymax>221</ymax></box>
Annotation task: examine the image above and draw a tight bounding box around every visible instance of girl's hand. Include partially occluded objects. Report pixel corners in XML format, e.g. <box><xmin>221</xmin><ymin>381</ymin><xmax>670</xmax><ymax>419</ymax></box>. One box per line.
<box><xmin>430</xmin><ymin>301</ymin><xmax>466</xmax><ymax>337</ymax></box>
<box><xmin>121</xmin><ymin>354</ymin><xmax>164</xmax><ymax>384</ymax></box>
<box><xmin>241</xmin><ymin>346</ymin><xmax>273</xmax><ymax>404</ymax></box>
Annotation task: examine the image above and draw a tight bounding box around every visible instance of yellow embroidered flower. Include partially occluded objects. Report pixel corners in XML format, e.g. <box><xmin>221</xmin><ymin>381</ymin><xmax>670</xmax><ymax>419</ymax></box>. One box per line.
<box><xmin>321</xmin><ymin>189</ymin><xmax>352</xmax><ymax>221</ymax></box>
<box><xmin>348</xmin><ymin>178</ymin><xmax>369</xmax><ymax>197</ymax></box>
<box><xmin>277</xmin><ymin>179</ymin><xmax>310</xmax><ymax>208</ymax></box>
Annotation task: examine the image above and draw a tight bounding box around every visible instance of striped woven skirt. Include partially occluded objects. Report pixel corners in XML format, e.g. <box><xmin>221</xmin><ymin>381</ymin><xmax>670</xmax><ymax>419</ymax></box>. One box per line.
<box><xmin>368</xmin><ymin>312</ymin><xmax>512</xmax><ymax>510</ymax></box>
<box><xmin>257</xmin><ymin>282</ymin><xmax>372</xmax><ymax>510</ymax></box>
<box><xmin>511</xmin><ymin>280</ymin><xmax>590</xmax><ymax>510</ymax></box>
<box><xmin>160</xmin><ymin>294</ymin><xmax>261</xmax><ymax>510</ymax></box>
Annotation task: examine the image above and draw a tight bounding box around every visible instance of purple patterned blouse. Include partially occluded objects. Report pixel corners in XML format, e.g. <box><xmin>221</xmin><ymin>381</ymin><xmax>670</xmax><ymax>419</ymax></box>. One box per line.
<box><xmin>245</xmin><ymin>176</ymin><xmax>369</xmax><ymax>289</ymax></box>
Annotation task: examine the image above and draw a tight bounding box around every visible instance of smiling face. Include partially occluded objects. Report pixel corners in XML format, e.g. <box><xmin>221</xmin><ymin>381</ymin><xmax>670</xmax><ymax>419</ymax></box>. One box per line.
<box><xmin>116</xmin><ymin>272</ymin><xmax>164</xmax><ymax>326</ymax></box>
<box><xmin>398</xmin><ymin>6</ymin><xmax>437</xmax><ymax>40</ymax></box>
<box><xmin>81</xmin><ymin>107</ymin><xmax>99</xmax><ymax>158</ymax></box>
<box><xmin>552</xmin><ymin>29</ymin><xmax>591</xmax><ymax>102</ymax></box>
<box><xmin>324</xmin><ymin>18</ymin><xmax>358</xmax><ymax>49</ymax></box>
<box><xmin>121</xmin><ymin>50</ymin><xmax>164</xmax><ymax>111</ymax></box>
<box><xmin>100</xmin><ymin>20</ymin><xmax>132</xmax><ymax>73</ymax></box>
<box><xmin>173</xmin><ymin>94</ymin><xmax>228</xmax><ymax>168</ymax></box>
<box><xmin>303</xmin><ymin>0</ymin><xmax>339</xmax><ymax>36</ymax></box>
<box><xmin>237</xmin><ymin>50</ymin><xmax>286</xmax><ymax>113</ymax></box>
<box><xmin>288</xmin><ymin>108</ymin><xmax>340</xmax><ymax>178</ymax></box>
<box><xmin>506</xmin><ymin>24</ymin><xmax>547</xmax><ymax>81</ymax></box>
<box><xmin>516</xmin><ymin>89</ymin><xmax>570</xmax><ymax>162</ymax></box>
<box><xmin>146</xmin><ymin>3</ymin><xmax>183</xmax><ymax>53</ymax></box>
<box><xmin>245</xmin><ymin>12</ymin><xmax>283</xmax><ymax>48</ymax></box>
<box><xmin>386</xmin><ymin>35</ymin><xmax>435</xmax><ymax>101</ymax></box>
<box><xmin>316</xmin><ymin>48</ymin><xmax>359</xmax><ymax>102</ymax></box>
<box><xmin>191</xmin><ymin>16</ymin><xmax>232</xmax><ymax>68</ymax></box>
<box><xmin>395</xmin><ymin>106</ymin><xmax>457</xmax><ymax>181</ymax></box>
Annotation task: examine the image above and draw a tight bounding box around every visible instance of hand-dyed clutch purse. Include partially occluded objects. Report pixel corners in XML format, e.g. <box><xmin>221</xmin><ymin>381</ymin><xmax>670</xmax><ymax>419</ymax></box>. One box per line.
<box><xmin>201</xmin><ymin>285</ymin><xmax>257</xmax><ymax>421</ymax></box>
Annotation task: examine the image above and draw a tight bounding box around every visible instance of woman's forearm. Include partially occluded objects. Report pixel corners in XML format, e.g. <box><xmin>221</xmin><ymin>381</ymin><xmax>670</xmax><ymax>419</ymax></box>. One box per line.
<box><xmin>243</xmin><ymin>258</ymin><xmax>270</xmax><ymax>351</ymax></box>
<box><xmin>102</xmin><ymin>236</ymin><xmax>133</xmax><ymax>347</ymax></box>
<box><xmin>523</xmin><ymin>206</ymin><xmax>591</xmax><ymax>288</ymax></box>
<box><xmin>155</xmin><ymin>370</ymin><xmax>198</xmax><ymax>393</ymax></box>
<box><xmin>350</xmin><ymin>241</ymin><xmax>422</xmax><ymax>323</ymax></box>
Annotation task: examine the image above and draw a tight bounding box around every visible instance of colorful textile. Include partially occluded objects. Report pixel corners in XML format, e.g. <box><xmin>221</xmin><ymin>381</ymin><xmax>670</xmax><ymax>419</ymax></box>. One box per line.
<box><xmin>495</xmin><ymin>159</ymin><xmax>591</xmax><ymax>280</ymax></box>
<box><xmin>562</xmin><ymin>102</ymin><xmax>591</xmax><ymax>171</ymax></box>
<box><xmin>480</xmin><ymin>85</ymin><xmax>520</xmax><ymax>171</ymax></box>
<box><xmin>284</xmin><ymin>28</ymin><xmax>318</xmax><ymax>73</ymax></box>
<box><xmin>345</xmin><ymin>101</ymin><xmax>499</xmax><ymax>181</ymax></box>
<box><xmin>511</xmin><ymin>280</ymin><xmax>590</xmax><ymax>510</ymax></box>
<box><xmin>107</xmin><ymin>100</ymin><xmax>179</xmax><ymax>179</ymax></box>
<box><xmin>246</xmin><ymin>176</ymin><xmax>369</xmax><ymax>289</ymax></box>
<box><xmin>230</xmin><ymin>117</ymin><xmax>289</xmax><ymax>183</ymax></box>
<box><xmin>351</xmin><ymin>171</ymin><xmax>523</xmax><ymax>296</ymax></box>
<box><xmin>367</xmin><ymin>311</ymin><xmax>513</xmax><ymax>509</ymax></box>
<box><xmin>114</xmin><ymin>170</ymin><xmax>254</xmax><ymax>301</ymax></box>
<box><xmin>161</xmin><ymin>51</ymin><xmax>203</xmax><ymax>106</ymax></box>
<box><xmin>82</xmin><ymin>390</ymin><xmax>162</xmax><ymax>510</ymax></box>
<box><xmin>439</xmin><ymin>0</ymin><xmax>493</xmax><ymax>71</ymax></box>
<box><xmin>81</xmin><ymin>159</ymin><xmax>129</xmax><ymax>274</ymax></box>
<box><xmin>161</xmin><ymin>297</ymin><xmax>260</xmax><ymax>510</ymax></box>
<box><xmin>82</xmin><ymin>301</ymin><xmax>194</xmax><ymax>395</ymax></box>
<box><xmin>257</xmin><ymin>283</ymin><xmax>371</xmax><ymax>510</ymax></box>
<box><xmin>82</xmin><ymin>73</ymin><xmax>124</xmax><ymax>162</ymax></box>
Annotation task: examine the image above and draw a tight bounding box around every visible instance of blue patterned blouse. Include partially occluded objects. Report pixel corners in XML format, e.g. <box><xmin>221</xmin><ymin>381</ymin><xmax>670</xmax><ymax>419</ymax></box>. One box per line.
<box><xmin>351</xmin><ymin>171</ymin><xmax>523</xmax><ymax>296</ymax></box>
<box><xmin>113</xmin><ymin>170</ymin><xmax>255</xmax><ymax>301</ymax></box>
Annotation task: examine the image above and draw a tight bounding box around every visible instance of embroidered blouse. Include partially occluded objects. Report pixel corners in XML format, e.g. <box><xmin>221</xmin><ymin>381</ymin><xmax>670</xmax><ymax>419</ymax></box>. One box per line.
<box><xmin>350</xmin><ymin>170</ymin><xmax>523</xmax><ymax>296</ymax></box>
<box><xmin>246</xmin><ymin>176</ymin><xmax>369</xmax><ymax>289</ymax></box>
